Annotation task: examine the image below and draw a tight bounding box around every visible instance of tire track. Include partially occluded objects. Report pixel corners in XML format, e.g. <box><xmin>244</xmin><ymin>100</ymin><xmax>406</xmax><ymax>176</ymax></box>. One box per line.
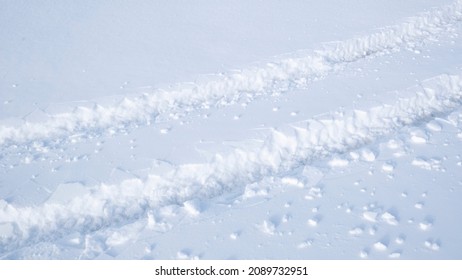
<box><xmin>1</xmin><ymin>0</ymin><xmax>462</xmax><ymax>148</ymax></box>
<box><xmin>1</xmin><ymin>73</ymin><xmax>462</xmax><ymax>254</ymax></box>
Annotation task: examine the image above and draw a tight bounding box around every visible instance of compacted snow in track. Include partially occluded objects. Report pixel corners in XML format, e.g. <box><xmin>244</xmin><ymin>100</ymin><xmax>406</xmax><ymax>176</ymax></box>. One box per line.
<box><xmin>1</xmin><ymin>0</ymin><xmax>462</xmax><ymax>259</ymax></box>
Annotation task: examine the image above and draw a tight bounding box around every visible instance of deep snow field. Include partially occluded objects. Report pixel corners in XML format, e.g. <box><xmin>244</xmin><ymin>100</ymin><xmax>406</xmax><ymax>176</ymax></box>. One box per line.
<box><xmin>1</xmin><ymin>0</ymin><xmax>462</xmax><ymax>259</ymax></box>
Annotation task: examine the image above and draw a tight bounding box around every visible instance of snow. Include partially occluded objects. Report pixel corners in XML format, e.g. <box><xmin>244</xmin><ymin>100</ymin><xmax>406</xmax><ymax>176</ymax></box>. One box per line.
<box><xmin>1</xmin><ymin>0</ymin><xmax>462</xmax><ymax>259</ymax></box>
<box><xmin>381</xmin><ymin>212</ymin><xmax>399</xmax><ymax>226</ymax></box>
<box><xmin>373</xmin><ymin>241</ymin><xmax>388</xmax><ymax>252</ymax></box>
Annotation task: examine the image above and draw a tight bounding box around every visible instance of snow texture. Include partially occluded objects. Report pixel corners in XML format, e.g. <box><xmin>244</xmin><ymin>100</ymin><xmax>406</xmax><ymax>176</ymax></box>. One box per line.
<box><xmin>1</xmin><ymin>0</ymin><xmax>462</xmax><ymax>259</ymax></box>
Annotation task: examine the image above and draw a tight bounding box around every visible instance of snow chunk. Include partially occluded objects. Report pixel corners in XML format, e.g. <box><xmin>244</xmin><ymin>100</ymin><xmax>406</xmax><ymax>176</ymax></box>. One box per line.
<box><xmin>349</xmin><ymin>227</ymin><xmax>364</xmax><ymax>236</ymax></box>
<box><xmin>328</xmin><ymin>157</ymin><xmax>349</xmax><ymax>168</ymax></box>
<box><xmin>381</xmin><ymin>212</ymin><xmax>399</xmax><ymax>225</ymax></box>
<box><xmin>243</xmin><ymin>182</ymin><xmax>269</xmax><ymax>199</ymax></box>
<box><xmin>282</xmin><ymin>214</ymin><xmax>291</xmax><ymax>223</ymax></box>
<box><xmin>382</xmin><ymin>162</ymin><xmax>395</xmax><ymax>173</ymax></box>
<box><xmin>183</xmin><ymin>200</ymin><xmax>202</xmax><ymax>217</ymax></box>
<box><xmin>419</xmin><ymin>220</ymin><xmax>433</xmax><ymax>231</ymax></box>
<box><xmin>349</xmin><ymin>151</ymin><xmax>360</xmax><ymax>160</ymax></box>
<box><xmin>363</xmin><ymin>211</ymin><xmax>378</xmax><ymax>222</ymax></box>
<box><xmin>395</xmin><ymin>236</ymin><xmax>405</xmax><ymax>245</ymax></box>
<box><xmin>23</xmin><ymin>156</ymin><xmax>33</xmax><ymax>164</ymax></box>
<box><xmin>414</xmin><ymin>202</ymin><xmax>424</xmax><ymax>209</ymax></box>
<box><xmin>146</xmin><ymin>211</ymin><xmax>157</xmax><ymax>229</ymax></box>
<box><xmin>67</xmin><ymin>235</ymin><xmax>83</xmax><ymax>246</ymax></box>
<box><xmin>159</xmin><ymin>128</ymin><xmax>171</xmax><ymax>134</ymax></box>
<box><xmin>307</xmin><ymin>218</ymin><xmax>318</xmax><ymax>227</ymax></box>
<box><xmin>387</xmin><ymin>139</ymin><xmax>403</xmax><ymax>149</ymax></box>
<box><xmin>410</xmin><ymin>129</ymin><xmax>428</xmax><ymax>144</ymax></box>
<box><xmin>412</xmin><ymin>157</ymin><xmax>443</xmax><ymax>171</ymax></box>
<box><xmin>258</xmin><ymin>220</ymin><xmax>276</xmax><ymax>235</ymax></box>
<box><xmin>424</xmin><ymin>240</ymin><xmax>440</xmax><ymax>251</ymax></box>
<box><xmin>281</xmin><ymin>177</ymin><xmax>304</xmax><ymax>188</ymax></box>
<box><xmin>229</xmin><ymin>232</ymin><xmax>239</xmax><ymax>240</ymax></box>
<box><xmin>373</xmin><ymin>241</ymin><xmax>388</xmax><ymax>251</ymax></box>
<box><xmin>426</xmin><ymin>120</ymin><xmax>442</xmax><ymax>132</ymax></box>
<box><xmin>304</xmin><ymin>186</ymin><xmax>323</xmax><ymax>200</ymax></box>
<box><xmin>106</xmin><ymin>232</ymin><xmax>132</xmax><ymax>247</ymax></box>
<box><xmin>361</xmin><ymin>149</ymin><xmax>377</xmax><ymax>162</ymax></box>
<box><xmin>177</xmin><ymin>250</ymin><xmax>199</xmax><ymax>260</ymax></box>
<box><xmin>359</xmin><ymin>250</ymin><xmax>368</xmax><ymax>258</ymax></box>
<box><xmin>410</xmin><ymin>135</ymin><xmax>427</xmax><ymax>144</ymax></box>
<box><xmin>297</xmin><ymin>240</ymin><xmax>313</xmax><ymax>249</ymax></box>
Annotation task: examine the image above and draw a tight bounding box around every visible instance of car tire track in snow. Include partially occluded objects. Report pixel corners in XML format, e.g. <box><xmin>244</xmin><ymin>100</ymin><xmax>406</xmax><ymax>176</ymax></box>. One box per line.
<box><xmin>1</xmin><ymin>73</ymin><xmax>462</xmax><ymax>254</ymax></box>
<box><xmin>1</xmin><ymin>0</ymin><xmax>462</xmax><ymax>149</ymax></box>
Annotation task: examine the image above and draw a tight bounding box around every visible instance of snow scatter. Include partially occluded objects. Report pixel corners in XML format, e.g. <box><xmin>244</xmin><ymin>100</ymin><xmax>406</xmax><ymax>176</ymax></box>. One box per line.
<box><xmin>2</xmin><ymin>73</ymin><xmax>462</xmax><ymax>251</ymax></box>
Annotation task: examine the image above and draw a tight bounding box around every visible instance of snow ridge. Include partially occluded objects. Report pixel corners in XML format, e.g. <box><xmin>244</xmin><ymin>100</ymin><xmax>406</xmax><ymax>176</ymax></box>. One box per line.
<box><xmin>1</xmin><ymin>0</ymin><xmax>462</xmax><ymax>148</ymax></box>
<box><xmin>1</xmin><ymin>73</ymin><xmax>462</xmax><ymax>253</ymax></box>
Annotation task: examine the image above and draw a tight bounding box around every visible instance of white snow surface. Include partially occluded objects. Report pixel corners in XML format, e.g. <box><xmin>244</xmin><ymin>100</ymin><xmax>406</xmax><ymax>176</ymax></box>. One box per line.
<box><xmin>1</xmin><ymin>0</ymin><xmax>462</xmax><ymax>259</ymax></box>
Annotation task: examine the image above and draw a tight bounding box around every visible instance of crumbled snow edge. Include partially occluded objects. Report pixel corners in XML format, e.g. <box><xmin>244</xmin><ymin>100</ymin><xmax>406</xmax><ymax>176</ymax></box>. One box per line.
<box><xmin>1</xmin><ymin>73</ymin><xmax>462</xmax><ymax>252</ymax></box>
<box><xmin>1</xmin><ymin>0</ymin><xmax>462</xmax><ymax>147</ymax></box>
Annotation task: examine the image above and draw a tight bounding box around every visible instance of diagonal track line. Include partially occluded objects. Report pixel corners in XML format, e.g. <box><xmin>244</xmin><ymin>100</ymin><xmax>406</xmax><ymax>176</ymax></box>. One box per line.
<box><xmin>1</xmin><ymin>0</ymin><xmax>462</xmax><ymax>149</ymax></box>
<box><xmin>1</xmin><ymin>73</ymin><xmax>462</xmax><ymax>253</ymax></box>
